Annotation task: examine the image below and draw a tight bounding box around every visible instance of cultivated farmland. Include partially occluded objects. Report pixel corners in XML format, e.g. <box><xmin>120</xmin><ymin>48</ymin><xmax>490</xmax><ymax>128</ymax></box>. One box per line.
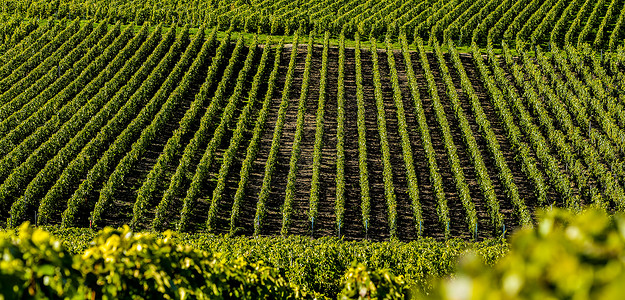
<box><xmin>1</xmin><ymin>0</ymin><xmax>625</xmax><ymax>242</ymax></box>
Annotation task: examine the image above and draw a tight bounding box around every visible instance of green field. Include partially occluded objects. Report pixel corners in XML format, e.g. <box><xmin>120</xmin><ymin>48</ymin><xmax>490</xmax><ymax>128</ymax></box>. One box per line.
<box><xmin>1</xmin><ymin>0</ymin><xmax>625</xmax><ymax>297</ymax></box>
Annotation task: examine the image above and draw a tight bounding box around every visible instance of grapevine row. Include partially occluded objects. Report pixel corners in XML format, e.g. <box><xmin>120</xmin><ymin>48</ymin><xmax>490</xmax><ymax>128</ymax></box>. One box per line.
<box><xmin>60</xmin><ymin>25</ymin><xmax>177</xmax><ymax>227</ymax></box>
<box><xmin>384</xmin><ymin>35</ymin><xmax>422</xmax><ymax>236</ymax></box>
<box><xmin>308</xmin><ymin>32</ymin><xmax>330</xmax><ymax>233</ymax></box>
<box><xmin>508</xmin><ymin>47</ymin><xmax>593</xmax><ymax>207</ymax></box>
<box><xmin>206</xmin><ymin>35</ymin><xmax>273</xmax><ymax>234</ymax></box>
<box><xmin>91</xmin><ymin>27</ymin><xmax>194</xmax><ymax>226</ymax></box>
<box><xmin>449</xmin><ymin>42</ymin><xmax>537</xmax><ymax>225</ymax></box>
<box><xmin>129</xmin><ymin>27</ymin><xmax>218</xmax><ymax>229</ymax></box>
<box><xmin>229</xmin><ymin>40</ymin><xmax>284</xmax><ymax>233</ymax></box>
<box><xmin>470</xmin><ymin>44</ymin><xmax>552</xmax><ymax>213</ymax></box>
<box><xmin>0</xmin><ymin>22</ymin><xmax>121</xmax><ymax>165</ymax></box>
<box><xmin>6</xmin><ymin>0</ymin><xmax>625</xmax><ymax>49</ymax></box>
<box><xmin>399</xmin><ymin>33</ymin><xmax>449</xmax><ymax>237</ymax></box>
<box><xmin>483</xmin><ymin>43</ymin><xmax>578</xmax><ymax>207</ymax></box>
<box><xmin>369</xmin><ymin>36</ymin><xmax>398</xmax><ymax>238</ymax></box>
<box><xmin>0</xmin><ymin>20</ymin><xmax>103</xmax><ymax>140</ymax></box>
<box><xmin>0</xmin><ymin>21</ymin><xmax>124</xmax><ymax>191</ymax></box>
<box><xmin>0</xmin><ymin>18</ymin><xmax>83</xmax><ymax>122</ymax></box>
<box><xmin>282</xmin><ymin>33</ymin><xmax>313</xmax><ymax>235</ymax></box>
<box><xmin>180</xmin><ymin>34</ymin><xmax>258</xmax><ymax>232</ymax></box>
<box><xmin>562</xmin><ymin>0</ymin><xmax>595</xmax><ymax>46</ymax></box>
<box><xmin>354</xmin><ymin>33</ymin><xmax>371</xmax><ymax>234</ymax></box>
<box><xmin>0</xmin><ymin>19</ymin><xmax>41</xmax><ymax>69</ymax></box>
<box><xmin>0</xmin><ymin>23</ymin><xmax>132</xmax><ymax>218</ymax></box>
<box><xmin>417</xmin><ymin>38</ymin><xmax>478</xmax><ymax>236</ymax></box>
<box><xmin>0</xmin><ymin>19</ymin><xmax>57</xmax><ymax>85</ymax></box>
<box><xmin>437</xmin><ymin>42</ymin><xmax>517</xmax><ymax>229</ymax></box>
<box><xmin>152</xmin><ymin>32</ymin><xmax>246</xmax><ymax>231</ymax></box>
<box><xmin>335</xmin><ymin>31</ymin><xmax>346</xmax><ymax>236</ymax></box>
<box><xmin>253</xmin><ymin>30</ymin><xmax>300</xmax><ymax>235</ymax></box>
<box><xmin>34</xmin><ymin>24</ymin><xmax>155</xmax><ymax>225</ymax></box>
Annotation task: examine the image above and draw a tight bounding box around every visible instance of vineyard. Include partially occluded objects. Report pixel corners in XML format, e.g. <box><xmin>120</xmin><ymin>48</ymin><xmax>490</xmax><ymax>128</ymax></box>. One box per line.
<box><xmin>1</xmin><ymin>0</ymin><xmax>625</xmax><ymax>242</ymax></box>
<box><xmin>3</xmin><ymin>0</ymin><xmax>625</xmax><ymax>49</ymax></box>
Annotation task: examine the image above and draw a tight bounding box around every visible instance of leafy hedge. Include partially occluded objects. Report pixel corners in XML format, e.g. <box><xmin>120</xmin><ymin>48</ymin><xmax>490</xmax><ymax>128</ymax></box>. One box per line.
<box><xmin>0</xmin><ymin>224</ymin><xmax>315</xmax><ymax>299</ymax></box>
<box><xmin>0</xmin><ymin>225</ymin><xmax>508</xmax><ymax>298</ymax></box>
<box><xmin>11</xmin><ymin>208</ymin><xmax>625</xmax><ymax>299</ymax></box>
<box><xmin>431</xmin><ymin>208</ymin><xmax>625</xmax><ymax>299</ymax></box>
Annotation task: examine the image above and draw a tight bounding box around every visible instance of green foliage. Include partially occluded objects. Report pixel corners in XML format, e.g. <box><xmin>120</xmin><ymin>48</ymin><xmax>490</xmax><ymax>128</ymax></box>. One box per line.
<box><xmin>334</xmin><ymin>30</ymin><xmax>346</xmax><ymax>236</ymax></box>
<box><xmin>338</xmin><ymin>264</ymin><xmax>408</xmax><ymax>299</ymax></box>
<box><xmin>399</xmin><ymin>32</ymin><xmax>448</xmax><ymax>238</ymax></box>
<box><xmin>385</xmin><ymin>34</ymin><xmax>421</xmax><ymax>237</ymax></box>
<box><xmin>0</xmin><ymin>223</ymin><xmax>315</xmax><ymax>299</ymax></box>
<box><xmin>37</xmin><ymin>23</ymin><xmax>152</xmax><ymax>226</ymax></box>
<box><xmin>91</xmin><ymin>25</ymin><xmax>191</xmax><ymax>227</ymax></box>
<box><xmin>253</xmin><ymin>29</ymin><xmax>300</xmax><ymax>236</ymax></box>
<box><xmin>447</xmin><ymin>41</ymin><xmax>531</xmax><ymax>229</ymax></box>
<box><xmin>0</xmin><ymin>225</ymin><xmax>509</xmax><ymax>297</ymax></box>
<box><xmin>369</xmin><ymin>36</ymin><xmax>398</xmax><ymax>238</ymax></box>
<box><xmin>229</xmin><ymin>39</ymin><xmax>284</xmax><ymax>234</ymax></box>
<box><xmin>308</xmin><ymin>31</ymin><xmax>330</xmax><ymax>230</ymax></box>
<box><xmin>354</xmin><ymin>33</ymin><xmax>371</xmax><ymax>234</ymax></box>
<box><xmin>201</xmin><ymin>33</ymin><xmax>258</xmax><ymax>232</ymax></box>
<box><xmin>0</xmin><ymin>224</ymin><xmax>82</xmax><ymax>298</ymax></box>
<box><xmin>282</xmin><ymin>32</ymin><xmax>313</xmax><ymax>235</ymax></box>
<box><xmin>3</xmin><ymin>0</ymin><xmax>625</xmax><ymax>49</ymax></box>
<box><xmin>431</xmin><ymin>208</ymin><xmax>625</xmax><ymax>299</ymax></box>
<box><xmin>156</xmin><ymin>30</ymin><xmax>243</xmax><ymax>231</ymax></box>
<box><xmin>27</xmin><ymin>209</ymin><xmax>625</xmax><ymax>298</ymax></box>
<box><xmin>0</xmin><ymin>21</ymin><xmax>124</xmax><ymax>221</ymax></box>
<box><xmin>416</xmin><ymin>37</ymin><xmax>465</xmax><ymax>238</ymax></box>
<box><xmin>171</xmin><ymin>234</ymin><xmax>506</xmax><ymax>296</ymax></box>
<box><xmin>131</xmin><ymin>25</ymin><xmax>212</xmax><ymax>230</ymax></box>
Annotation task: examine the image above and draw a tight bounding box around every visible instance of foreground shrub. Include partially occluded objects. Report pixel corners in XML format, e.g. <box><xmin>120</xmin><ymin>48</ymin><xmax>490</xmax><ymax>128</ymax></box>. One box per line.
<box><xmin>433</xmin><ymin>208</ymin><xmax>625</xmax><ymax>299</ymax></box>
<box><xmin>0</xmin><ymin>223</ymin><xmax>510</xmax><ymax>298</ymax></box>
<box><xmin>0</xmin><ymin>224</ymin><xmax>314</xmax><ymax>299</ymax></box>
<box><xmin>8</xmin><ymin>227</ymin><xmax>506</xmax><ymax>297</ymax></box>
<box><xmin>338</xmin><ymin>264</ymin><xmax>408</xmax><ymax>299</ymax></box>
